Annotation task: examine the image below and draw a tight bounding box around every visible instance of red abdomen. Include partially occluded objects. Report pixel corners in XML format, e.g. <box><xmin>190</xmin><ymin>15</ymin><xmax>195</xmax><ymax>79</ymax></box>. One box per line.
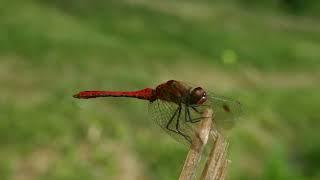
<box><xmin>73</xmin><ymin>88</ymin><xmax>155</xmax><ymax>101</ymax></box>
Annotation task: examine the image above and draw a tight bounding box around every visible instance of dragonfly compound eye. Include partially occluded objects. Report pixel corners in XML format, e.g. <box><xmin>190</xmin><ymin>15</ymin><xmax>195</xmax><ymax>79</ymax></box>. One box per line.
<box><xmin>189</xmin><ymin>87</ymin><xmax>207</xmax><ymax>105</ymax></box>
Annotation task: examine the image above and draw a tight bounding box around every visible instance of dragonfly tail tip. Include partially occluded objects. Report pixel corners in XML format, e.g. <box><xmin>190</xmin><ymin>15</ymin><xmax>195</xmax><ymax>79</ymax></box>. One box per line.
<box><xmin>73</xmin><ymin>93</ymin><xmax>80</xmax><ymax>98</ymax></box>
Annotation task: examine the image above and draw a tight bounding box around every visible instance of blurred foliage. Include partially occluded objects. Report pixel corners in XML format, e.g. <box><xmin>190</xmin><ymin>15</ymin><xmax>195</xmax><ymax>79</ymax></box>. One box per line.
<box><xmin>235</xmin><ymin>0</ymin><xmax>320</xmax><ymax>15</ymax></box>
<box><xmin>0</xmin><ymin>0</ymin><xmax>319</xmax><ymax>179</ymax></box>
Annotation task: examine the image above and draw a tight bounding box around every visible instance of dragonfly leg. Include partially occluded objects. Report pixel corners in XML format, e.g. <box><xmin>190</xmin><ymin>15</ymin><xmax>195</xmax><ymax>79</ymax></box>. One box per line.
<box><xmin>175</xmin><ymin>107</ymin><xmax>192</xmax><ymax>143</ymax></box>
<box><xmin>191</xmin><ymin>104</ymin><xmax>211</xmax><ymax>108</ymax></box>
<box><xmin>190</xmin><ymin>117</ymin><xmax>205</xmax><ymax>123</ymax></box>
<box><xmin>185</xmin><ymin>104</ymin><xmax>200</xmax><ymax>122</ymax></box>
<box><xmin>191</xmin><ymin>106</ymin><xmax>203</xmax><ymax>114</ymax></box>
<box><xmin>186</xmin><ymin>107</ymin><xmax>203</xmax><ymax>123</ymax></box>
<box><xmin>165</xmin><ymin>107</ymin><xmax>179</xmax><ymax>134</ymax></box>
<box><xmin>184</xmin><ymin>104</ymin><xmax>189</xmax><ymax>122</ymax></box>
<box><xmin>190</xmin><ymin>104</ymin><xmax>211</xmax><ymax>114</ymax></box>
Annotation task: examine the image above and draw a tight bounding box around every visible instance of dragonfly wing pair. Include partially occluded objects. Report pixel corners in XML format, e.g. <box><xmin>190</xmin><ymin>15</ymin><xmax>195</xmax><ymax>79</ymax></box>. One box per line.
<box><xmin>149</xmin><ymin>100</ymin><xmax>199</xmax><ymax>146</ymax></box>
<box><xmin>149</xmin><ymin>92</ymin><xmax>241</xmax><ymax>146</ymax></box>
<box><xmin>206</xmin><ymin>92</ymin><xmax>242</xmax><ymax>132</ymax></box>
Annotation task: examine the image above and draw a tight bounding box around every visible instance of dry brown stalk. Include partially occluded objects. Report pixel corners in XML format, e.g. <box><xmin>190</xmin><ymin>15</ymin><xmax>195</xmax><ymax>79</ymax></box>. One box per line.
<box><xmin>179</xmin><ymin>108</ymin><xmax>213</xmax><ymax>180</ymax></box>
<box><xmin>200</xmin><ymin>133</ymin><xmax>229</xmax><ymax>180</ymax></box>
<box><xmin>179</xmin><ymin>108</ymin><xmax>230</xmax><ymax>180</ymax></box>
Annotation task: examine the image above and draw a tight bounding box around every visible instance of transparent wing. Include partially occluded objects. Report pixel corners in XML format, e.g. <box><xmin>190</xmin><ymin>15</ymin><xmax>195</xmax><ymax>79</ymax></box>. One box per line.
<box><xmin>205</xmin><ymin>92</ymin><xmax>242</xmax><ymax>132</ymax></box>
<box><xmin>149</xmin><ymin>100</ymin><xmax>202</xmax><ymax>146</ymax></box>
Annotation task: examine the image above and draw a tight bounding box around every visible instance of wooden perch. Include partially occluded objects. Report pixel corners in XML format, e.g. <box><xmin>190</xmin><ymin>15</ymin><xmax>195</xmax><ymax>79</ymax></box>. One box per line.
<box><xmin>179</xmin><ymin>108</ymin><xmax>213</xmax><ymax>180</ymax></box>
<box><xmin>200</xmin><ymin>133</ymin><xmax>229</xmax><ymax>180</ymax></box>
<box><xmin>179</xmin><ymin>108</ymin><xmax>230</xmax><ymax>180</ymax></box>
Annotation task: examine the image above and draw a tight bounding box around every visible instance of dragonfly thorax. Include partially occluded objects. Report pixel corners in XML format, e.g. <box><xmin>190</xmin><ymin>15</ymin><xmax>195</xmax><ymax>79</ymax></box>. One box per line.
<box><xmin>153</xmin><ymin>80</ymin><xmax>208</xmax><ymax>105</ymax></box>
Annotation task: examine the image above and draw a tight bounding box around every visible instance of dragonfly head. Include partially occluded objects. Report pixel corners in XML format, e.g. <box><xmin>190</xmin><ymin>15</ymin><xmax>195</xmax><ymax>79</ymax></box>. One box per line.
<box><xmin>189</xmin><ymin>87</ymin><xmax>207</xmax><ymax>105</ymax></box>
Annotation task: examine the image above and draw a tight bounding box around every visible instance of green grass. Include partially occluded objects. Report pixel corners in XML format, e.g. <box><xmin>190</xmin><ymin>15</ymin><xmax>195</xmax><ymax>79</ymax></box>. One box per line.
<box><xmin>0</xmin><ymin>0</ymin><xmax>320</xmax><ymax>179</ymax></box>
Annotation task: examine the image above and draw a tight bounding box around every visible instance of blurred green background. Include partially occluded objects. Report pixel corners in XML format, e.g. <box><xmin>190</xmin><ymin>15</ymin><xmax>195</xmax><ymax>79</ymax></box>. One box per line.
<box><xmin>1</xmin><ymin>0</ymin><xmax>320</xmax><ymax>179</ymax></box>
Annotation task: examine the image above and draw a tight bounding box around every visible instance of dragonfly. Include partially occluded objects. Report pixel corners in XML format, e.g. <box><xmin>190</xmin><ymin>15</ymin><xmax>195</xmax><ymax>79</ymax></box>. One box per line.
<box><xmin>73</xmin><ymin>80</ymin><xmax>241</xmax><ymax>145</ymax></box>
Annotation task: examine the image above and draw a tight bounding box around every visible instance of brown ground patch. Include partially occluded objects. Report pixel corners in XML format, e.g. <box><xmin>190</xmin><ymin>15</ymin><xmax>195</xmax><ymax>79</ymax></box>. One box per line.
<box><xmin>12</xmin><ymin>146</ymin><xmax>58</xmax><ymax>180</ymax></box>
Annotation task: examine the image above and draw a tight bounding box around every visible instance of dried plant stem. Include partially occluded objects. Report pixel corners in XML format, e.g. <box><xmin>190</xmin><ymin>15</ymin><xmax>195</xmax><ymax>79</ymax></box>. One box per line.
<box><xmin>179</xmin><ymin>108</ymin><xmax>213</xmax><ymax>180</ymax></box>
<box><xmin>200</xmin><ymin>133</ymin><xmax>229</xmax><ymax>180</ymax></box>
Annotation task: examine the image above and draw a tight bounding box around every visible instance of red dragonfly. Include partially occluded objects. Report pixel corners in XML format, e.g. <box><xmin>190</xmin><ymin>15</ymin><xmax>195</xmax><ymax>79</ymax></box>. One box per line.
<box><xmin>73</xmin><ymin>80</ymin><xmax>241</xmax><ymax>145</ymax></box>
